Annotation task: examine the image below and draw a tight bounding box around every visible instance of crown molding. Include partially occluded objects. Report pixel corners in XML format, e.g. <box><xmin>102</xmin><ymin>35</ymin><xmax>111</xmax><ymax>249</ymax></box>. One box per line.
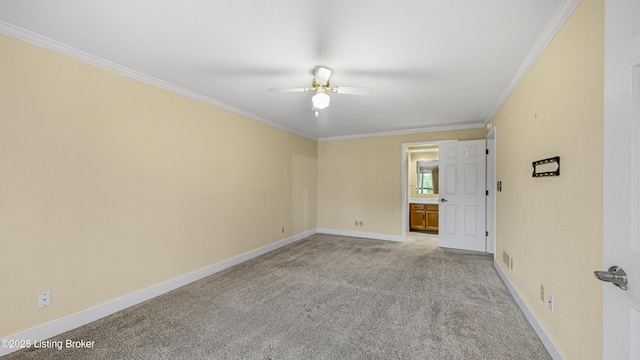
<box><xmin>0</xmin><ymin>21</ymin><xmax>315</xmax><ymax>140</ymax></box>
<box><xmin>484</xmin><ymin>0</ymin><xmax>582</xmax><ymax>123</ymax></box>
<box><xmin>318</xmin><ymin>122</ymin><xmax>485</xmax><ymax>141</ymax></box>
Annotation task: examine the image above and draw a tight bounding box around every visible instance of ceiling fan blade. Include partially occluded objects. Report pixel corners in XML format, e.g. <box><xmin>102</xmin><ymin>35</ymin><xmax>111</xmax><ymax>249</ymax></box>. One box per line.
<box><xmin>314</xmin><ymin>66</ymin><xmax>332</xmax><ymax>85</ymax></box>
<box><xmin>331</xmin><ymin>86</ymin><xmax>372</xmax><ymax>96</ymax></box>
<box><xmin>268</xmin><ymin>87</ymin><xmax>312</xmax><ymax>93</ymax></box>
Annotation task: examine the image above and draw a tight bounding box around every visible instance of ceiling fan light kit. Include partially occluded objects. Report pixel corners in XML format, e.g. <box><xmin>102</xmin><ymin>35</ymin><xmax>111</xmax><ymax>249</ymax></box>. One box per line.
<box><xmin>269</xmin><ymin>66</ymin><xmax>371</xmax><ymax>114</ymax></box>
<box><xmin>312</xmin><ymin>88</ymin><xmax>330</xmax><ymax>109</ymax></box>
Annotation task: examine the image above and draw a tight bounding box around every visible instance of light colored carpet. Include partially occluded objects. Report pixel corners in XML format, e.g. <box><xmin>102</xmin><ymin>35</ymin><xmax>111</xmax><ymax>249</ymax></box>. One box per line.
<box><xmin>6</xmin><ymin>233</ymin><xmax>551</xmax><ymax>359</ymax></box>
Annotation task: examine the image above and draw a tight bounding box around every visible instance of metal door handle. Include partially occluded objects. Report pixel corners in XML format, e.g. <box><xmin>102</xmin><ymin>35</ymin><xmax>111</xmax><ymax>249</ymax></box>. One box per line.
<box><xmin>594</xmin><ymin>266</ymin><xmax>628</xmax><ymax>290</ymax></box>
<box><xmin>440</xmin><ymin>198</ymin><xmax>448</xmax><ymax>202</ymax></box>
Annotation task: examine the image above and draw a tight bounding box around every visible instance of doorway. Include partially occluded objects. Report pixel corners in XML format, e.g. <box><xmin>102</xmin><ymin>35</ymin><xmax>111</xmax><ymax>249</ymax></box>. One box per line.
<box><xmin>402</xmin><ymin>142</ymin><xmax>442</xmax><ymax>241</ymax></box>
<box><xmin>402</xmin><ymin>139</ymin><xmax>490</xmax><ymax>252</ymax></box>
<box><xmin>407</xmin><ymin>143</ymin><xmax>440</xmax><ymax>234</ymax></box>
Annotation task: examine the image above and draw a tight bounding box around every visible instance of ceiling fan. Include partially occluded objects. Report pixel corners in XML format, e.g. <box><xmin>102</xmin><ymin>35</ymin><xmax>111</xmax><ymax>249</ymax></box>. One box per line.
<box><xmin>269</xmin><ymin>66</ymin><xmax>371</xmax><ymax>115</ymax></box>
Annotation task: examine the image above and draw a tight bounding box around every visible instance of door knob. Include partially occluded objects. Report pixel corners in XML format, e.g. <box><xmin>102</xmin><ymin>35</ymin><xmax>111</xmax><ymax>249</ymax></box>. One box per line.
<box><xmin>594</xmin><ymin>266</ymin><xmax>628</xmax><ymax>290</ymax></box>
<box><xmin>440</xmin><ymin>198</ymin><xmax>448</xmax><ymax>202</ymax></box>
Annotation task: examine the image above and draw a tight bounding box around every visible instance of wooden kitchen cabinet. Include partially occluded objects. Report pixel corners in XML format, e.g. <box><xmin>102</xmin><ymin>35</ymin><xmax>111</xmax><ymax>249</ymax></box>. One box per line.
<box><xmin>409</xmin><ymin>203</ymin><xmax>438</xmax><ymax>232</ymax></box>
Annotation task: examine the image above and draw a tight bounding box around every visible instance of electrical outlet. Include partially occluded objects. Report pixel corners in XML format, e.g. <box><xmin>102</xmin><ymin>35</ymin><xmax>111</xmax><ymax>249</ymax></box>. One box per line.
<box><xmin>281</xmin><ymin>226</ymin><xmax>284</xmax><ymax>233</ymax></box>
<box><xmin>38</xmin><ymin>291</ymin><xmax>51</xmax><ymax>308</ymax></box>
<box><xmin>548</xmin><ymin>294</ymin><xmax>554</xmax><ymax>312</ymax></box>
<box><xmin>540</xmin><ymin>285</ymin><xmax>544</xmax><ymax>301</ymax></box>
<box><xmin>358</xmin><ymin>221</ymin><xmax>363</xmax><ymax>226</ymax></box>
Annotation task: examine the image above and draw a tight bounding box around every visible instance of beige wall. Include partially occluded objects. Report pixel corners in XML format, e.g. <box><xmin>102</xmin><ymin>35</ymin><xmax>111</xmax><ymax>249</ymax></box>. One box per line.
<box><xmin>318</xmin><ymin>129</ymin><xmax>486</xmax><ymax>236</ymax></box>
<box><xmin>490</xmin><ymin>0</ymin><xmax>604</xmax><ymax>359</ymax></box>
<box><xmin>0</xmin><ymin>34</ymin><xmax>317</xmax><ymax>337</ymax></box>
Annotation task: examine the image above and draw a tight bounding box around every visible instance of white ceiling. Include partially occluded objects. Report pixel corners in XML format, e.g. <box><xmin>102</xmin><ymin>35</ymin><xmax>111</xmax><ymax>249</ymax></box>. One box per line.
<box><xmin>0</xmin><ymin>0</ymin><xmax>577</xmax><ymax>139</ymax></box>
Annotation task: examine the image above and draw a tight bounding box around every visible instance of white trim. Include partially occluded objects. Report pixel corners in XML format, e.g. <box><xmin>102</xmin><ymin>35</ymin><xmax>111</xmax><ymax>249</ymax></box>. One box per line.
<box><xmin>317</xmin><ymin>227</ymin><xmax>404</xmax><ymax>242</ymax></box>
<box><xmin>484</xmin><ymin>0</ymin><xmax>582</xmax><ymax>123</ymax></box>
<box><xmin>318</xmin><ymin>123</ymin><xmax>485</xmax><ymax>142</ymax></box>
<box><xmin>402</xmin><ymin>144</ymin><xmax>409</xmax><ymax>241</ymax></box>
<box><xmin>485</xmin><ymin>127</ymin><xmax>496</xmax><ymax>254</ymax></box>
<box><xmin>0</xmin><ymin>21</ymin><xmax>314</xmax><ymax>141</ymax></box>
<box><xmin>494</xmin><ymin>261</ymin><xmax>565</xmax><ymax>360</ymax></box>
<box><xmin>404</xmin><ymin>140</ymin><xmax>458</xmax><ymax>148</ymax></box>
<box><xmin>0</xmin><ymin>229</ymin><xmax>316</xmax><ymax>357</ymax></box>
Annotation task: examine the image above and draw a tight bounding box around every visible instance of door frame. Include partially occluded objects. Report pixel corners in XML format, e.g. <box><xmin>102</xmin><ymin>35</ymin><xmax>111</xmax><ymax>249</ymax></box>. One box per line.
<box><xmin>401</xmin><ymin>140</ymin><xmax>452</xmax><ymax>241</ymax></box>
<box><xmin>485</xmin><ymin>127</ymin><xmax>496</xmax><ymax>254</ymax></box>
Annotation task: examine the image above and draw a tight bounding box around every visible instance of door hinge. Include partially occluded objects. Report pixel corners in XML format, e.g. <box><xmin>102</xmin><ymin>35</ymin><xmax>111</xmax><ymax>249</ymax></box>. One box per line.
<box><xmin>486</xmin><ymin>190</ymin><xmax>489</xmax><ymax>196</ymax></box>
<box><xmin>486</xmin><ymin>149</ymin><xmax>489</xmax><ymax>155</ymax></box>
<box><xmin>486</xmin><ymin>231</ymin><xmax>489</xmax><ymax>236</ymax></box>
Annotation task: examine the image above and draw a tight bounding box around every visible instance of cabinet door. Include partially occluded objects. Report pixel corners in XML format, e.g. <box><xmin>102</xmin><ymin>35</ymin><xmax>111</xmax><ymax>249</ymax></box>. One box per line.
<box><xmin>410</xmin><ymin>210</ymin><xmax>426</xmax><ymax>230</ymax></box>
<box><xmin>426</xmin><ymin>211</ymin><xmax>439</xmax><ymax>231</ymax></box>
<box><xmin>426</xmin><ymin>204</ymin><xmax>439</xmax><ymax>231</ymax></box>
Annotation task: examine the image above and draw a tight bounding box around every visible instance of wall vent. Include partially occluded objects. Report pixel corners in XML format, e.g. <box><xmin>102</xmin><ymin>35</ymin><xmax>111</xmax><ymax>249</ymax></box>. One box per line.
<box><xmin>502</xmin><ymin>251</ymin><xmax>511</xmax><ymax>269</ymax></box>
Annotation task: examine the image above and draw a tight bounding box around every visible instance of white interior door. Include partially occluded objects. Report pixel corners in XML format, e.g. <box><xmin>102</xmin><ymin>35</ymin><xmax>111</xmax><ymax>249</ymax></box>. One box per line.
<box><xmin>438</xmin><ymin>139</ymin><xmax>487</xmax><ymax>252</ymax></box>
<box><xmin>602</xmin><ymin>0</ymin><xmax>640</xmax><ymax>358</ymax></box>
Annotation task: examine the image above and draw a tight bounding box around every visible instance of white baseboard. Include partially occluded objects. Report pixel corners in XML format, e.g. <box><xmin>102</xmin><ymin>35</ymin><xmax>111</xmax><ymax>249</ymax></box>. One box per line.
<box><xmin>0</xmin><ymin>229</ymin><xmax>316</xmax><ymax>357</ymax></box>
<box><xmin>493</xmin><ymin>261</ymin><xmax>564</xmax><ymax>360</ymax></box>
<box><xmin>317</xmin><ymin>227</ymin><xmax>404</xmax><ymax>242</ymax></box>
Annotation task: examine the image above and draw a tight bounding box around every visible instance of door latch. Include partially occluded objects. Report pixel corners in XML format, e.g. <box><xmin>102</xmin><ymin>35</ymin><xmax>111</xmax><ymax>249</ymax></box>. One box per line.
<box><xmin>594</xmin><ymin>266</ymin><xmax>628</xmax><ymax>290</ymax></box>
